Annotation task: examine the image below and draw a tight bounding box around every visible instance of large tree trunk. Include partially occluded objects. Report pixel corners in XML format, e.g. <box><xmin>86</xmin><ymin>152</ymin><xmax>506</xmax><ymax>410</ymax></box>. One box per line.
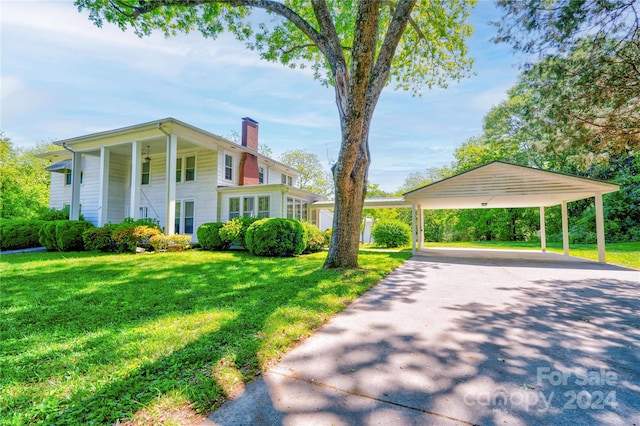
<box><xmin>324</xmin><ymin>125</ymin><xmax>370</xmax><ymax>268</ymax></box>
<box><xmin>322</xmin><ymin>0</ymin><xmax>380</xmax><ymax>269</ymax></box>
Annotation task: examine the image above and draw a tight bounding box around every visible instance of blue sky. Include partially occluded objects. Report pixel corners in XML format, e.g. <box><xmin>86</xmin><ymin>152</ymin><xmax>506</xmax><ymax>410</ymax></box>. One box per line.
<box><xmin>1</xmin><ymin>1</ymin><xmax>521</xmax><ymax>192</ymax></box>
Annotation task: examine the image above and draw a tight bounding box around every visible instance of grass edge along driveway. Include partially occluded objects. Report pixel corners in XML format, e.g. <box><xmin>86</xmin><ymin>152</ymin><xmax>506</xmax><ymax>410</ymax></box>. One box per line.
<box><xmin>0</xmin><ymin>249</ymin><xmax>410</xmax><ymax>425</ymax></box>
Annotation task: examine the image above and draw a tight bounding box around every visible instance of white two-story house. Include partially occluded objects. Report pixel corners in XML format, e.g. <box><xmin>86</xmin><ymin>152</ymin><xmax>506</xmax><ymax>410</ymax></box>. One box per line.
<box><xmin>40</xmin><ymin>117</ymin><xmax>330</xmax><ymax>237</ymax></box>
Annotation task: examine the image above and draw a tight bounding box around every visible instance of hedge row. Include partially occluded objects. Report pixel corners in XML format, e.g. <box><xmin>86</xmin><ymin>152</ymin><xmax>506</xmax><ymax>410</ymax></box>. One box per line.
<box><xmin>82</xmin><ymin>218</ymin><xmax>165</xmax><ymax>253</ymax></box>
<box><xmin>197</xmin><ymin>218</ymin><xmax>326</xmax><ymax>257</ymax></box>
<box><xmin>0</xmin><ymin>219</ymin><xmax>48</xmax><ymax>251</ymax></box>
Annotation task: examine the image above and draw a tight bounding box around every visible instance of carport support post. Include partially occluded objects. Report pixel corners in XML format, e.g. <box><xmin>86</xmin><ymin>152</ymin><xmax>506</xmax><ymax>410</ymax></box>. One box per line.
<box><xmin>411</xmin><ymin>201</ymin><xmax>417</xmax><ymax>255</ymax></box>
<box><xmin>539</xmin><ymin>206</ymin><xmax>546</xmax><ymax>252</ymax></box>
<box><xmin>418</xmin><ymin>205</ymin><xmax>424</xmax><ymax>250</ymax></box>
<box><xmin>561</xmin><ymin>201</ymin><xmax>569</xmax><ymax>256</ymax></box>
<box><xmin>595</xmin><ymin>193</ymin><xmax>606</xmax><ymax>263</ymax></box>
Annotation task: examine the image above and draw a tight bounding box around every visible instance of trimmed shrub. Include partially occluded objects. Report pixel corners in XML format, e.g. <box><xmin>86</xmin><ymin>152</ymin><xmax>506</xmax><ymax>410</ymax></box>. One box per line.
<box><xmin>0</xmin><ymin>219</ymin><xmax>47</xmax><ymax>251</ymax></box>
<box><xmin>197</xmin><ymin>222</ymin><xmax>228</xmax><ymax>250</ymax></box>
<box><xmin>218</xmin><ymin>219</ymin><xmax>242</xmax><ymax>247</ymax></box>
<box><xmin>301</xmin><ymin>221</ymin><xmax>325</xmax><ymax>253</ymax></box>
<box><xmin>39</xmin><ymin>221</ymin><xmax>61</xmax><ymax>251</ymax></box>
<box><xmin>150</xmin><ymin>234</ymin><xmax>192</xmax><ymax>252</ymax></box>
<box><xmin>56</xmin><ymin>221</ymin><xmax>94</xmax><ymax>252</ymax></box>
<box><xmin>323</xmin><ymin>228</ymin><xmax>332</xmax><ymax>246</ymax></box>
<box><xmin>83</xmin><ymin>225</ymin><xmax>117</xmax><ymax>252</ymax></box>
<box><xmin>371</xmin><ymin>220</ymin><xmax>411</xmax><ymax>248</ymax></box>
<box><xmin>220</xmin><ymin>217</ymin><xmax>259</xmax><ymax>249</ymax></box>
<box><xmin>245</xmin><ymin>218</ymin><xmax>306</xmax><ymax>257</ymax></box>
<box><xmin>112</xmin><ymin>225</ymin><xmax>162</xmax><ymax>253</ymax></box>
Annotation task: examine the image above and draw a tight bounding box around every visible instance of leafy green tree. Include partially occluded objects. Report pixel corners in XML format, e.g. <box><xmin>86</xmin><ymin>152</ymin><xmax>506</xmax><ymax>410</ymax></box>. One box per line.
<box><xmin>76</xmin><ymin>0</ymin><xmax>475</xmax><ymax>268</ymax></box>
<box><xmin>493</xmin><ymin>1</ymin><xmax>639</xmax><ymax>154</ymax></box>
<box><xmin>279</xmin><ymin>149</ymin><xmax>333</xmax><ymax>196</ymax></box>
<box><xmin>0</xmin><ymin>134</ymin><xmax>52</xmax><ymax>219</ymax></box>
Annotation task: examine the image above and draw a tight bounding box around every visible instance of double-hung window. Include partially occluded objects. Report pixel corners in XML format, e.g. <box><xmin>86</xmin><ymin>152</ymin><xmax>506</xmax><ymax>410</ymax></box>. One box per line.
<box><xmin>258</xmin><ymin>196</ymin><xmax>270</xmax><ymax>218</ymax></box>
<box><xmin>229</xmin><ymin>197</ymin><xmax>240</xmax><ymax>219</ymax></box>
<box><xmin>286</xmin><ymin>197</ymin><xmax>307</xmax><ymax>221</ymax></box>
<box><xmin>185</xmin><ymin>156</ymin><xmax>196</xmax><ymax>181</ymax></box>
<box><xmin>259</xmin><ymin>166</ymin><xmax>265</xmax><ymax>184</ymax></box>
<box><xmin>141</xmin><ymin>161</ymin><xmax>150</xmax><ymax>185</ymax></box>
<box><xmin>176</xmin><ymin>156</ymin><xmax>196</xmax><ymax>183</ymax></box>
<box><xmin>225</xmin><ymin>154</ymin><xmax>234</xmax><ymax>181</ymax></box>
<box><xmin>65</xmin><ymin>170</ymin><xmax>83</xmax><ymax>185</ymax></box>
<box><xmin>243</xmin><ymin>197</ymin><xmax>255</xmax><ymax>217</ymax></box>
<box><xmin>176</xmin><ymin>158</ymin><xmax>182</xmax><ymax>182</ymax></box>
<box><xmin>281</xmin><ymin>173</ymin><xmax>293</xmax><ymax>186</ymax></box>
<box><xmin>175</xmin><ymin>200</ymin><xmax>195</xmax><ymax>234</ymax></box>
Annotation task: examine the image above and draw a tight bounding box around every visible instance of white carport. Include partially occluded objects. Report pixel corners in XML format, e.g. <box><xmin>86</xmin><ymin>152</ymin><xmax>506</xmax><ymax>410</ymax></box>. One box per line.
<box><xmin>403</xmin><ymin>162</ymin><xmax>619</xmax><ymax>263</ymax></box>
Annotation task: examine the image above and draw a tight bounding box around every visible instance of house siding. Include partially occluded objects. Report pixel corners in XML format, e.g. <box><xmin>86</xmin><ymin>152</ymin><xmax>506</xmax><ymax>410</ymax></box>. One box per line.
<box><xmin>79</xmin><ymin>156</ymin><xmax>100</xmax><ymax>224</ymax></box>
<box><xmin>108</xmin><ymin>153</ymin><xmax>128</xmax><ymax>224</ymax></box>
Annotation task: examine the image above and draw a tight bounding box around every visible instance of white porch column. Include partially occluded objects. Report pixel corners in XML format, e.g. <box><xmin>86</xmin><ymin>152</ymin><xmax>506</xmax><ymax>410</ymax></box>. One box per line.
<box><xmin>418</xmin><ymin>205</ymin><xmax>424</xmax><ymax>250</ymax></box>
<box><xmin>98</xmin><ymin>147</ymin><xmax>110</xmax><ymax>226</ymax></box>
<box><xmin>165</xmin><ymin>134</ymin><xmax>178</xmax><ymax>235</ymax></box>
<box><xmin>129</xmin><ymin>142</ymin><xmax>141</xmax><ymax>219</ymax></box>
<box><xmin>411</xmin><ymin>201</ymin><xmax>417</xmax><ymax>255</ymax></box>
<box><xmin>539</xmin><ymin>206</ymin><xmax>546</xmax><ymax>252</ymax></box>
<box><xmin>561</xmin><ymin>201</ymin><xmax>569</xmax><ymax>256</ymax></box>
<box><xmin>69</xmin><ymin>151</ymin><xmax>82</xmax><ymax>220</ymax></box>
<box><xmin>595</xmin><ymin>193</ymin><xmax>606</xmax><ymax>263</ymax></box>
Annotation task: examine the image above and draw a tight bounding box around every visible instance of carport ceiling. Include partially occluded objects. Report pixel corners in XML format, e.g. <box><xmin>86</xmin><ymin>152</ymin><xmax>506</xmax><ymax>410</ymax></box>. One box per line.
<box><xmin>403</xmin><ymin>161</ymin><xmax>619</xmax><ymax>209</ymax></box>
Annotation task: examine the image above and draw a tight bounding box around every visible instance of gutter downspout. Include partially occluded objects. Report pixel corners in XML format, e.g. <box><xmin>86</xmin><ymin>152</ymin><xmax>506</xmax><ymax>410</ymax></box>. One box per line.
<box><xmin>62</xmin><ymin>143</ymin><xmax>81</xmax><ymax>220</ymax></box>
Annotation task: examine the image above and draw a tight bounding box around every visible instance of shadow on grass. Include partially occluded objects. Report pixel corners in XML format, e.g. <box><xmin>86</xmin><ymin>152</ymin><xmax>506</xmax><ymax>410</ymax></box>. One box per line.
<box><xmin>0</xmin><ymin>250</ymin><xmax>409</xmax><ymax>424</ymax></box>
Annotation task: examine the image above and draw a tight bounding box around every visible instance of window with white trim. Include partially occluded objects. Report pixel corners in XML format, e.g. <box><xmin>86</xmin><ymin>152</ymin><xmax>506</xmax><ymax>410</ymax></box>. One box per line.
<box><xmin>176</xmin><ymin>156</ymin><xmax>196</xmax><ymax>183</ymax></box>
<box><xmin>224</xmin><ymin>154</ymin><xmax>233</xmax><ymax>181</ymax></box>
<box><xmin>281</xmin><ymin>173</ymin><xmax>293</xmax><ymax>186</ymax></box>
<box><xmin>175</xmin><ymin>200</ymin><xmax>195</xmax><ymax>234</ymax></box>
<box><xmin>259</xmin><ymin>166</ymin><xmax>265</xmax><ymax>184</ymax></box>
<box><xmin>141</xmin><ymin>161</ymin><xmax>150</xmax><ymax>185</ymax></box>
<box><xmin>258</xmin><ymin>196</ymin><xmax>270</xmax><ymax>218</ymax></box>
<box><xmin>139</xmin><ymin>206</ymin><xmax>149</xmax><ymax>219</ymax></box>
<box><xmin>229</xmin><ymin>197</ymin><xmax>240</xmax><ymax>219</ymax></box>
<box><xmin>64</xmin><ymin>170</ymin><xmax>83</xmax><ymax>185</ymax></box>
<box><xmin>176</xmin><ymin>157</ymin><xmax>182</xmax><ymax>182</ymax></box>
<box><xmin>185</xmin><ymin>156</ymin><xmax>196</xmax><ymax>181</ymax></box>
<box><xmin>243</xmin><ymin>197</ymin><xmax>255</xmax><ymax>217</ymax></box>
<box><xmin>286</xmin><ymin>197</ymin><xmax>307</xmax><ymax>221</ymax></box>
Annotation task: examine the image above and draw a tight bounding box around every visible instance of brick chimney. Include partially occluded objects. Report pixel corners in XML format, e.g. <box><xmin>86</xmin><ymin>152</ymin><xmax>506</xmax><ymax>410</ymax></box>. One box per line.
<box><xmin>239</xmin><ymin>117</ymin><xmax>260</xmax><ymax>186</ymax></box>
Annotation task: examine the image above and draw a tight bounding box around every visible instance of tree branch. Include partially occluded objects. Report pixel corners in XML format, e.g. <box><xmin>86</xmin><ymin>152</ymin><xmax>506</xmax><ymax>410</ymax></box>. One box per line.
<box><xmin>125</xmin><ymin>0</ymin><xmax>330</xmax><ymax>57</ymax></box>
<box><xmin>368</xmin><ymin>0</ymin><xmax>416</xmax><ymax>103</ymax></box>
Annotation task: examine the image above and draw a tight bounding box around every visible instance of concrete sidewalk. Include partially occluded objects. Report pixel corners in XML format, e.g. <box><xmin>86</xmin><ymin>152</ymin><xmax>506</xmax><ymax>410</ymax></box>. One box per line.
<box><xmin>207</xmin><ymin>250</ymin><xmax>640</xmax><ymax>425</ymax></box>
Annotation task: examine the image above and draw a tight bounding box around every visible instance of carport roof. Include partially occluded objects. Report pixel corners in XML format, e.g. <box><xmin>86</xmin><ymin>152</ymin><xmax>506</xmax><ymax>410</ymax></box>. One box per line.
<box><xmin>402</xmin><ymin>161</ymin><xmax>619</xmax><ymax>209</ymax></box>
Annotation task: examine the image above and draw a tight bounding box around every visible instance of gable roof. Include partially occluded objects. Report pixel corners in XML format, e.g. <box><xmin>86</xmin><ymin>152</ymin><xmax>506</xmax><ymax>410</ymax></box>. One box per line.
<box><xmin>403</xmin><ymin>161</ymin><xmax>619</xmax><ymax>209</ymax></box>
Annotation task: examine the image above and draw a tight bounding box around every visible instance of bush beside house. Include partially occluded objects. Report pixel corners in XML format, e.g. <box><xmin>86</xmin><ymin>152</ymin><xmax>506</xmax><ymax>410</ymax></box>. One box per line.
<box><xmin>302</xmin><ymin>221</ymin><xmax>325</xmax><ymax>253</ymax></box>
<box><xmin>0</xmin><ymin>219</ymin><xmax>47</xmax><ymax>251</ymax></box>
<box><xmin>56</xmin><ymin>221</ymin><xmax>95</xmax><ymax>252</ymax></box>
<box><xmin>372</xmin><ymin>220</ymin><xmax>411</xmax><ymax>248</ymax></box>
<box><xmin>197</xmin><ymin>222</ymin><xmax>228</xmax><ymax>250</ymax></box>
<box><xmin>245</xmin><ymin>218</ymin><xmax>307</xmax><ymax>257</ymax></box>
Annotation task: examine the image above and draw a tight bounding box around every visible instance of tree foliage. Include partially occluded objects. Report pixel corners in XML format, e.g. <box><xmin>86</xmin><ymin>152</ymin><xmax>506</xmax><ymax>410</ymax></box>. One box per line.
<box><xmin>0</xmin><ymin>134</ymin><xmax>52</xmax><ymax>219</ymax></box>
<box><xmin>493</xmin><ymin>0</ymin><xmax>640</xmax><ymax>154</ymax></box>
<box><xmin>76</xmin><ymin>0</ymin><xmax>475</xmax><ymax>268</ymax></box>
<box><xmin>279</xmin><ymin>149</ymin><xmax>333</xmax><ymax>196</ymax></box>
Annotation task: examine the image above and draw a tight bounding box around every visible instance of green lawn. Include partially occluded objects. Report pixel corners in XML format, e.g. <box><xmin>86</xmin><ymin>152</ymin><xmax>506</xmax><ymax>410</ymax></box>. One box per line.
<box><xmin>0</xmin><ymin>250</ymin><xmax>410</xmax><ymax>425</ymax></box>
<box><xmin>426</xmin><ymin>241</ymin><xmax>640</xmax><ymax>269</ymax></box>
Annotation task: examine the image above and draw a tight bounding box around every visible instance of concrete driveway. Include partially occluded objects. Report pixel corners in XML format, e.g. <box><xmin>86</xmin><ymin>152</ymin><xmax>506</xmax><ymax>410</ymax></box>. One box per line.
<box><xmin>208</xmin><ymin>249</ymin><xmax>640</xmax><ymax>425</ymax></box>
